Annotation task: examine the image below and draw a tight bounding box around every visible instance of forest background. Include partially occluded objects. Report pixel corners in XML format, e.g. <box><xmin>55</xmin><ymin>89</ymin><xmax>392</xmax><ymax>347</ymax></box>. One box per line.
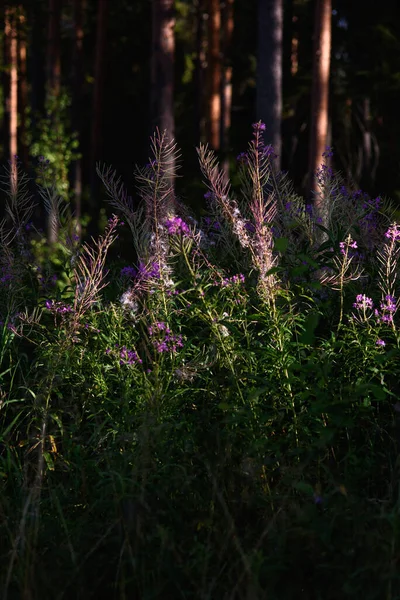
<box><xmin>1</xmin><ymin>0</ymin><xmax>400</xmax><ymax>239</ymax></box>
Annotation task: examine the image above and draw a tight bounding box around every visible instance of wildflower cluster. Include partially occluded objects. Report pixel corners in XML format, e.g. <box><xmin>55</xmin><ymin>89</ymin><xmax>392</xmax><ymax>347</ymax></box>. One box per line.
<box><xmin>164</xmin><ymin>216</ymin><xmax>190</xmax><ymax>236</ymax></box>
<box><xmin>137</xmin><ymin>260</ymin><xmax>161</xmax><ymax>280</ymax></box>
<box><xmin>378</xmin><ymin>294</ymin><xmax>397</xmax><ymax>323</ymax></box>
<box><xmin>340</xmin><ymin>239</ymin><xmax>358</xmax><ymax>255</ymax></box>
<box><xmin>219</xmin><ymin>273</ymin><xmax>246</xmax><ymax>287</ymax></box>
<box><xmin>351</xmin><ymin>293</ymin><xmax>397</xmax><ymax>325</ymax></box>
<box><xmin>45</xmin><ymin>300</ymin><xmax>73</xmax><ymax>314</ymax></box>
<box><xmin>105</xmin><ymin>343</ymin><xmax>142</xmax><ymax>366</ymax></box>
<box><xmin>148</xmin><ymin>321</ymin><xmax>184</xmax><ymax>354</ymax></box>
<box><xmin>120</xmin><ymin>266</ymin><xmax>137</xmax><ymax>279</ymax></box>
<box><xmin>385</xmin><ymin>223</ymin><xmax>400</xmax><ymax>242</ymax></box>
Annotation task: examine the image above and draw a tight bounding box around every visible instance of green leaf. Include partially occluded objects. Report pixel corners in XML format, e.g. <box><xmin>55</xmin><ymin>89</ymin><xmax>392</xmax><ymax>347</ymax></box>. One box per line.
<box><xmin>299</xmin><ymin>312</ymin><xmax>320</xmax><ymax>345</ymax></box>
<box><xmin>274</xmin><ymin>237</ymin><xmax>289</xmax><ymax>253</ymax></box>
<box><xmin>292</xmin><ymin>481</ymin><xmax>314</xmax><ymax>496</ymax></box>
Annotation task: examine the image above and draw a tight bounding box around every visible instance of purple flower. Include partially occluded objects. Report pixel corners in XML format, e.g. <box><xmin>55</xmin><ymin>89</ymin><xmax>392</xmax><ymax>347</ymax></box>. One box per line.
<box><xmin>316</xmin><ymin>163</ymin><xmax>334</xmax><ymax>183</ymax></box>
<box><xmin>164</xmin><ymin>216</ymin><xmax>190</xmax><ymax>236</ymax></box>
<box><xmin>237</xmin><ymin>152</ymin><xmax>249</xmax><ymax>164</ymax></box>
<box><xmin>339</xmin><ymin>240</ymin><xmax>358</xmax><ymax>255</ymax></box>
<box><xmin>120</xmin><ymin>266</ymin><xmax>137</xmax><ymax>278</ymax></box>
<box><xmin>322</xmin><ymin>146</ymin><xmax>334</xmax><ymax>159</ymax></box>
<box><xmin>376</xmin><ymin>339</ymin><xmax>386</xmax><ymax>347</ymax></box>
<box><xmin>385</xmin><ymin>224</ymin><xmax>400</xmax><ymax>242</ymax></box>
<box><xmin>353</xmin><ymin>294</ymin><xmax>374</xmax><ymax>310</ymax></box>
<box><xmin>252</xmin><ymin>121</ymin><xmax>266</xmax><ymax>132</ymax></box>
<box><xmin>263</xmin><ymin>145</ymin><xmax>277</xmax><ymax>159</ymax></box>
<box><xmin>244</xmin><ymin>221</ymin><xmax>256</xmax><ymax>233</ymax></box>
<box><xmin>45</xmin><ymin>299</ymin><xmax>73</xmax><ymax>314</ymax></box>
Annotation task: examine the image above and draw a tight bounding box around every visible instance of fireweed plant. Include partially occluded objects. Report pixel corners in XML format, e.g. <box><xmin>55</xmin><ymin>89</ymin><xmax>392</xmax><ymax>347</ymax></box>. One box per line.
<box><xmin>0</xmin><ymin>124</ymin><xmax>400</xmax><ymax>599</ymax></box>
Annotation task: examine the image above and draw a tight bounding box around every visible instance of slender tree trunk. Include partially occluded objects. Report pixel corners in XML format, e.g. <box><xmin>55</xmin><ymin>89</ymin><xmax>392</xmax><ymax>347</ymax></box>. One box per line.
<box><xmin>308</xmin><ymin>0</ymin><xmax>331</xmax><ymax>223</ymax></box>
<box><xmin>194</xmin><ymin>0</ymin><xmax>206</xmax><ymax>144</ymax></box>
<box><xmin>18</xmin><ymin>7</ymin><xmax>29</xmax><ymax>170</ymax></box>
<box><xmin>72</xmin><ymin>0</ymin><xmax>85</xmax><ymax>240</ymax></box>
<box><xmin>151</xmin><ymin>0</ymin><xmax>175</xmax><ymax>138</ymax></box>
<box><xmin>47</xmin><ymin>0</ymin><xmax>61</xmax><ymax>97</ymax></box>
<box><xmin>220</xmin><ymin>0</ymin><xmax>234</xmax><ymax>179</ymax></box>
<box><xmin>256</xmin><ymin>0</ymin><xmax>283</xmax><ymax>169</ymax></box>
<box><xmin>46</xmin><ymin>0</ymin><xmax>62</xmax><ymax>243</ymax></box>
<box><xmin>206</xmin><ymin>0</ymin><xmax>221</xmax><ymax>150</ymax></box>
<box><xmin>90</xmin><ymin>0</ymin><xmax>108</xmax><ymax>237</ymax></box>
<box><xmin>151</xmin><ymin>0</ymin><xmax>176</xmax><ymax>197</ymax></box>
<box><xmin>5</xmin><ymin>6</ymin><xmax>18</xmax><ymax>195</ymax></box>
<box><xmin>360</xmin><ymin>97</ymin><xmax>372</xmax><ymax>189</ymax></box>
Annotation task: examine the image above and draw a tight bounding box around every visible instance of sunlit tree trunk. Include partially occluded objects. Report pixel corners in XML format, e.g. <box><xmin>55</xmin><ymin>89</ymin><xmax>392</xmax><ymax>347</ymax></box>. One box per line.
<box><xmin>151</xmin><ymin>0</ymin><xmax>176</xmax><ymax>195</ymax></box>
<box><xmin>206</xmin><ymin>0</ymin><xmax>221</xmax><ymax>151</ymax></box>
<box><xmin>5</xmin><ymin>6</ymin><xmax>18</xmax><ymax>195</ymax></box>
<box><xmin>308</xmin><ymin>0</ymin><xmax>331</xmax><ymax>226</ymax></box>
<box><xmin>151</xmin><ymin>0</ymin><xmax>175</xmax><ymax>138</ymax></box>
<box><xmin>18</xmin><ymin>7</ymin><xmax>29</xmax><ymax>170</ymax></box>
<box><xmin>220</xmin><ymin>0</ymin><xmax>234</xmax><ymax>179</ymax></box>
<box><xmin>72</xmin><ymin>0</ymin><xmax>85</xmax><ymax>240</ymax></box>
<box><xmin>46</xmin><ymin>0</ymin><xmax>62</xmax><ymax>243</ymax></box>
<box><xmin>256</xmin><ymin>0</ymin><xmax>283</xmax><ymax>170</ymax></box>
<box><xmin>90</xmin><ymin>0</ymin><xmax>108</xmax><ymax>237</ymax></box>
<box><xmin>194</xmin><ymin>0</ymin><xmax>206</xmax><ymax>144</ymax></box>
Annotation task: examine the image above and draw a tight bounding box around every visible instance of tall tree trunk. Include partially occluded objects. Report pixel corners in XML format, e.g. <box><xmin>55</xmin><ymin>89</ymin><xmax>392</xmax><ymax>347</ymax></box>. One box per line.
<box><xmin>47</xmin><ymin>0</ymin><xmax>62</xmax><ymax>244</ymax></box>
<box><xmin>256</xmin><ymin>0</ymin><xmax>283</xmax><ymax>170</ymax></box>
<box><xmin>151</xmin><ymin>0</ymin><xmax>176</xmax><ymax>195</ymax></box>
<box><xmin>90</xmin><ymin>0</ymin><xmax>108</xmax><ymax>237</ymax></box>
<box><xmin>72</xmin><ymin>0</ymin><xmax>85</xmax><ymax>240</ymax></box>
<box><xmin>47</xmin><ymin>0</ymin><xmax>61</xmax><ymax>97</ymax></box>
<box><xmin>308</xmin><ymin>0</ymin><xmax>331</xmax><ymax>227</ymax></box>
<box><xmin>194</xmin><ymin>0</ymin><xmax>206</xmax><ymax>144</ymax></box>
<box><xmin>220</xmin><ymin>0</ymin><xmax>234</xmax><ymax>179</ymax></box>
<box><xmin>5</xmin><ymin>6</ymin><xmax>18</xmax><ymax>195</ymax></box>
<box><xmin>360</xmin><ymin>97</ymin><xmax>373</xmax><ymax>189</ymax></box>
<box><xmin>18</xmin><ymin>7</ymin><xmax>29</xmax><ymax>171</ymax></box>
<box><xmin>206</xmin><ymin>0</ymin><xmax>221</xmax><ymax>151</ymax></box>
<box><xmin>151</xmin><ymin>0</ymin><xmax>175</xmax><ymax>137</ymax></box>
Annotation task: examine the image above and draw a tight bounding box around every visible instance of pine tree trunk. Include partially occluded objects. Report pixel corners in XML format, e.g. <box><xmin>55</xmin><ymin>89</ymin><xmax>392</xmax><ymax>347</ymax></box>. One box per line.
<box><xmin>308</xmin><ymin>0</ymin><xmax>332</xmax><ymax>227</ymax></box>
<box><xmin>18</xmin><ymin>8</ymin><xmax>29</xmax><ymax>170</ymax></box>
<box><xmin>5</xmin><ymin>6</ymin><xmax>18</xmax><ymax>195</ymax></box>
<box><xmin>47</xmin><ymin>0</ymin><xmax>62</xmax><ymax>244</ymax></box>
<box><xmin>194</xmin><ymin>0</ymin><xmax>206</xmax><ymax>144</ymax></box>
<box><xmin>206</xmin><ymin>0</ymin><xmax>221</xmax><ymax>150</ymax></box>
<box><xmin>47</xmin><ymin>0</ymin><xmax>61</xmax><ymax>97</ymax></box>
<box><xmin>256</xmin><ymin>0</ymin><xmax>283</xmax><ymax>169</ymax></box>
<box><xmin>151</xmin><ymin>0</ymin><xmax>176</xmax><ymax>196</ymax></box>
<box><xmin>90</xmin><ymin>0</ymin><xmax>108</xmax><ymax>237</ymax></box>
<box><xmin>220</xmin><ymin>0</ymin><xmax>234</xmax><ymax>180</ymax></box>
<box><xmin>72</xmin><ymin>0</ymin><xmax>85</xmax><ymax>240</ymax></box>
<box><xmin>151</xmin><ymin>0</ymin><xmax>175</xmax><ymax>138</ymax></box>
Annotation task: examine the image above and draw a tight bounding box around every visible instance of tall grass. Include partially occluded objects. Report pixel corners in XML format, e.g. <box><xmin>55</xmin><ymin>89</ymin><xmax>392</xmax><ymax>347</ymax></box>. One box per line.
<box><xmin>0</xmin><ymin>126</ymin><xmax>400</xmax><ymax>599</ymax></box>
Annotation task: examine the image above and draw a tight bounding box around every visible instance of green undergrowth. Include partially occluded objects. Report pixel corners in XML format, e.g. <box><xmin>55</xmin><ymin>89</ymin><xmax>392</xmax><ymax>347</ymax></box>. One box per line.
<box><xmin>1</xmin><ymin>127</ymin><xmax>400</xmax><ymax>599</ymax></box>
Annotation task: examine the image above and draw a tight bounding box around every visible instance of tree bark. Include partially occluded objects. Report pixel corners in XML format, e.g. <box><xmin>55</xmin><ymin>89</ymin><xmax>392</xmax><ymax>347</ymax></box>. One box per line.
<box><xmin>72</xmin><ymin>0</ymin><xmax>85</xmax><ymax>240</ymax></box>
<box><xmin>90</xmin><ymin>0</ymin><xmax>108</xmax><ymax>236</ymax></box>
<box><xmin>194</xmin><ymin>0</ymin><xmax>206</xmax><ymax>144</ymax></box>
<box><xmin>46</xmin><ymin>0</ymin><xmax>62</xmax><ymax>243</ymax></box>
<box><xmin>220</xmin><ymin>0</ymin><xmax>234</xmax><ymax>179</ymax></box>
<box><xmin>151</xmin><ymin>0</ymin><xmax>175</xmax><ymax>139</ymax></box>
<box><xmin>206</xmin><ymin>0</ymin><xmax>221</xmax><ymax>150</ymax></box>
<box><xmin>256</xmin><ymin>0</ymin><xmax>283</xmax><ymax>169</ymax></box>
<box><xmin>308</xmin><ymin>0</ymin><xmax>332</xmax><ymax>223</ymax></box>
<box><xmin>151</xmin><ymin>0</ymin><xmax>176</xmax><ymax>197</ymax></box>
<box><xmin>5</xmin><ymin>6</ymin><xmax>18</xmax><ymax>195</ymax></box>
<box><xmin>18</xmin><ymin>7</ymin><xmax>29</xmax><ymax>170</ymax></box>
<box><xmin>47</xmin><ymin>0</ymin><xmax>61</xmax><ymax>98</ymax></box>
